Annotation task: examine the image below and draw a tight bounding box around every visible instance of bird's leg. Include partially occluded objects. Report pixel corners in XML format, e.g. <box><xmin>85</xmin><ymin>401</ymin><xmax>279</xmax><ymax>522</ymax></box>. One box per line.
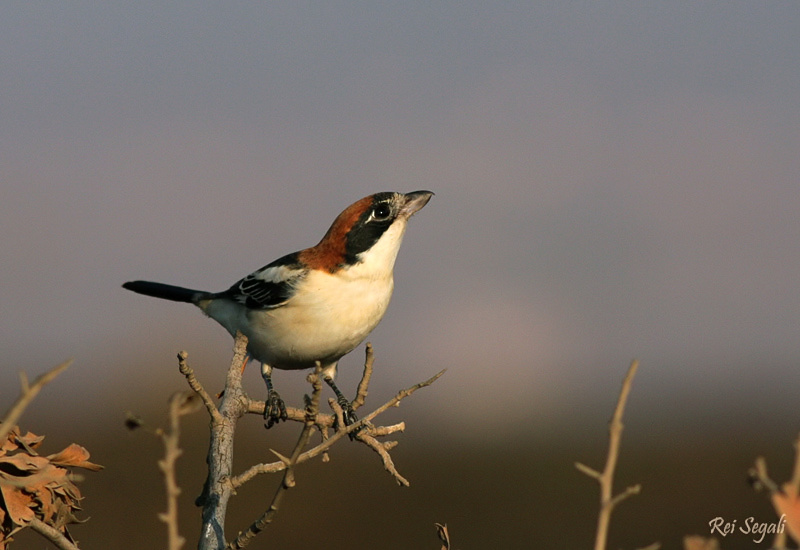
<box><xmin>260</xmin><ymin>363</ymin><xmax>287</xmax><ymax>428</ymax></box>
<box><xmin>323</xmin><ymin>375</ymin><xmax>360</xmax><ymax>437</ymax></box>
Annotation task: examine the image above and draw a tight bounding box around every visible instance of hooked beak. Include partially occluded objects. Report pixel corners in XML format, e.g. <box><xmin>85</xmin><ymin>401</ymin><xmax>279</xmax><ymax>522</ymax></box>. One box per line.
<box><xmin>400</xmin><ymin>190</ymin><xmax>434</xmax><ymax>218</ymax></box>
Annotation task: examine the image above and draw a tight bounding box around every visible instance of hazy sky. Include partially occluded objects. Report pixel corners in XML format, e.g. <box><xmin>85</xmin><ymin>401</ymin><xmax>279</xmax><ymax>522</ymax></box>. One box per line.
<box><xmin>2</xmin><ymin>3</ymin><xmax>799</xmax><ymax>436</ymax></box>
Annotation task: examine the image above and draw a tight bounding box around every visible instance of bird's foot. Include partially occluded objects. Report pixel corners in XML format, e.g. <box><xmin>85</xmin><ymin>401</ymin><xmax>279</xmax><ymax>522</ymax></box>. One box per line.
<box><xmin>333</xmin><ymin>396</ymin><xmax>362</xmax><ymax>440</ymax></box>
<box><xmin>264</xmin><ymin>390</ymin><xmax>288</xmax><ymax>429</ymax></box>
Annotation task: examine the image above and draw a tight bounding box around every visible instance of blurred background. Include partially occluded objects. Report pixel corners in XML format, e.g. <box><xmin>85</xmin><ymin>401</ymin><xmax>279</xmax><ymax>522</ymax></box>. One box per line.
<box><xmin>2</xmin><ymin>2</ymin><xmax>799</xmax><ymax>548</ymax></box>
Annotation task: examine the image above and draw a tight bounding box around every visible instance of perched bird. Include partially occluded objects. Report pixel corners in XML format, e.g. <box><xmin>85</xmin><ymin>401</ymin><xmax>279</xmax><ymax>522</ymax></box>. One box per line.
<box><xmin>123</xmin><ymin>190</ymin><xmax>433</xmax><ymax>428</ymax></box>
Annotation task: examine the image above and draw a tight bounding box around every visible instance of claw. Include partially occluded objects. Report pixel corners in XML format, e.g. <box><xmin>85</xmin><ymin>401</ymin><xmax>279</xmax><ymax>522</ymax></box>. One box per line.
<box><xmin>264</xmin><ymin>389</ymin><xmax>288</xmax><ymax>429</ymax></box>
<box><xmin>324</xmin><ymin>375</ymin><xmax>361</xmax><ymax>439</ymax></box>
<box><xmin>333</xmin><ymin>396</ymin><xmax>362</xmax><ymax>439</ymax></box>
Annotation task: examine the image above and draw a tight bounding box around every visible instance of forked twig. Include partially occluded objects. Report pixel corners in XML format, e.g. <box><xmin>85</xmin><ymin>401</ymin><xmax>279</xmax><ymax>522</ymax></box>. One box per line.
<box><xmin>188</xmin><ymin>332</ymin><xmax>250</xmax><ymax>550</ymax></box>
<box><xmin>226</xmin><ymin>370</ymin><xmax>325</xmax><ymax>549</ymax></box>
<box><xmin>230</xmin><ymin>368</ymin><xmax>445</xmax><ymax>489</ymax></box>
<box><xmin>575</xmin><ymin>360</ymin><xmax>646</xmax><ymax>550</ymax></box>
<box><xmin>179</xmin><ymin>333</ymin><xmax>443</xmax><ymax>550</ymax></box>
<box><xmin>749</xmin><ymin>432</ymin><xmax>800</xmax><ymax>549</ymax></box>
<box><xmin>156</xmin><ymin>391</ymin><xmax>201</xmax><ymax>550</ymax></box>
<box><xmin>0</xmin><ymin>360</ymin><xmax>72</xmax><ymax>442</ymax></box>
<box><xmin>0</xmin><ymin>361</ymin><xmax>78</xmax><ymax>550</ymax></box>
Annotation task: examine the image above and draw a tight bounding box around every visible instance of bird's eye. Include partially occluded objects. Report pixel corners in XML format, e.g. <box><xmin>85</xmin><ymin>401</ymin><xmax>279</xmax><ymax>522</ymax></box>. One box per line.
<box><xmin>372</xmin><ymin>203</ymin><xmax>392</xmax><ymax>220</ymax></box>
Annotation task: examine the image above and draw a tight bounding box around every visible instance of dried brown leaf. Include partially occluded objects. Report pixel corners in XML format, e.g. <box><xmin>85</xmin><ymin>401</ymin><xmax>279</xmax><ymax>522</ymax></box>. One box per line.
<box><xmin>47</xmin><ymin>444</ymin><xmax>103</xmax><ymax>471</ymax></box>
<box><xmin>0</xmin><ymin>432</ymin><xmax>20</xmax><ymax>455</ymax></box>
<box><xmin>51</xmin><ymin>498</ymin><xmax>87</xmax><ymax>531</ymax></box>
<box><xmin>31</xmin><ymin>466</ymin><xmax>71</xmax><ymax>520</ymax></box>
<box><xmin>12</xmin><ymin>431</ymin><xmax>44</xmax><ymax>455</ymax></box>
<box><xmin>0</xmin><ymin>484</ymin><xmax>34</xmax><ymax>525</ymax></box>
<box><xmin>50</xmin><ymin>475</ymin><xmax>83</xmax><ymax>504</ymax></box>
<box><xmin>0</xmin><ymin>453</ymin><xmax>49</xmax><ymax>473</ymax></box>
<box><xmin>0</xmin><ymin>431</ymin><xmax>100</xmax><ymax>546</ymax></box>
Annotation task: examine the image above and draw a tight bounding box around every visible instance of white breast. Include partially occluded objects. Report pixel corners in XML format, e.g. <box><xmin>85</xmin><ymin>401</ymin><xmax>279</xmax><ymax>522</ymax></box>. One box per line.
<box><xmin>203</xmin><ymin>220</ymin><xmax>408</xmax><ymax>370</ymax></box>
<box><xmin>243</xmin><ymin>267</ymin><xmax>393</xmax><ymax>367</ymax></box>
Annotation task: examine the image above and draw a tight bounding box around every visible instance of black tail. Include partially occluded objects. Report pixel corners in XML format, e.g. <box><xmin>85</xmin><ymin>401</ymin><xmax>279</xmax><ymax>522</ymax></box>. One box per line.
<box><xmin>122</xmin><ymin>280</ymin><xmax>206</xmax><ymax>303</ymax></box>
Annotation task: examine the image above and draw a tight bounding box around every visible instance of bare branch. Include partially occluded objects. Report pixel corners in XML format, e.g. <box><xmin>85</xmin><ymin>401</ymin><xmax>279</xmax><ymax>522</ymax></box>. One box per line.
<box><xmin>358</xmin><ymin>368</ymin><xmax>446</xmax><ymax>425</ymax></box>
<box><xmin>749</xmin><ymin>456</ymin><xmax>780</xmax><ymax>494</ymax></box>
<box><xmin>351</xmin><ymin>342</ymin><xmax>375</xmax><ymax>411</ymax></box>
<box><xmin>355</xmin><ymin>430</ymin><xmax>409</xmax><ymax>486</ymax></box>
<box><xmin>195</xmin><ymin>332</ymin><xmax>250</xmax><ymax>550</ymax></box>
<box><xmin>609</xmin><ymin>483</ymin><xmax>642</xmax><ymax>508</ymax></box>
<box><xmin>750</xmin><ymin>433</ymin><xmax>800</xmax><ymax>549</ymax></box>
<box><xmin>435</xmin><ymin>523</ymin><xmax>451</xmax><ymax>550</ymax></box>
<box><xmin>574</xmin><ymin>461</ymin><xmax>602</xmax><ymax>480</ymax></box>
<box><xmin>156</xmin><ymin>391</ymin><xmax>200</xmax><ymax>550</ymax></box>
<box><xmin>242</xmin><ymin>344</ymin><xmax>374</xmax><ymax>424</ymax></box>
<box><xmin>230</xmin><ymin>368</ymin><xmax>446</xmax><ymax>489</ymax></box>
<box><xmin>178</xmin><ymin>351</ymin><xmax>222</xmax><ymax>423</ymax></box>
<box><xmin>368</xmin><ymin>422</ymin><xmax>405</xmax><ymax>437</ymax></box>
<box><xmin>27</xmin><ymin>518</ymin><xmax>80</xmax><ymax>550</ymax></box>
<box><xmin>0</xmin><ymin>360</ymin><xmax>72</xmax><ymax>442</ymax></box>
<box><xmin>226</xmin><ymin>370</ymin><xmax>325</xmax><ymax>550</ymax></box>
<box><xmin>183</xmin><ymin>331</ymin><xmax>442</xmax><ymax>549</ymax></box>
<box><xmin>576</xmin><ymin>359</ymin><xmax>642</xmax><ymax>550</ymax></box>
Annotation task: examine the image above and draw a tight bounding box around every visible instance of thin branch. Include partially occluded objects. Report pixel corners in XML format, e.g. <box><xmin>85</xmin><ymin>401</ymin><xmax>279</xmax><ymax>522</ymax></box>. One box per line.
<box><xmin>156</xmin><ymin>391</ymin><xmax>199</xmax><ymax>550</ymax></box>
<box><xmin>230</xmin><ymin>368</ymin><xmax>446</xmax><ymax>489</ymax></box>
<box><xmin>749</xmin><ymin>456</ymin><xmax>779</xmax><ymax>494</ymax></box>
<box><xmin>609</xmin><ymin>483</ymin><xmax>642</xmax><ymax>509</ymax></box>
<box><xmin>183</xmin><ymin>331</ymin><xmax>443</xmax><ymax>550</ymax></box>
<box><xmin>357</xmin><ymin>368</ymin><xmax>446</xmax><ymax>426</ymax></box>
<box><xmin>576</xmin><ymin>359</ymin><xmax>641</xmax><ymax>550</ymax></box>
<box><xmin>355</xmin><ymin>430</ymin><xmax>408</xmax><ymax>486</ymax></box>
<box><xmin>178</xmin><ymin>351</ymin><xmax>222</xmax><ymax>423</ymax></box>
<box><xmin>27</xmin><ymin>518</ymin><xmax>80</xmax><ymax>550</ymax></box>
<box><xmin>194</xmin><ymin>332</ymin><xmax>250</xmax><ymax>550</ymax></box>
<box><xmin>226</xmin><ymin>370</ymin><xmax>325</xmax><ymax>550</ymax></box>
<box><xmin>0</xmin><ymin>360</ymin><xmax>72</xmax><ymax>442</ymax></box>
<box><xmin>750</xmin><ymin>433</ymin><xmax>800</xmax><ymax>549</ymax></box>
<box><xmin>242</xmin><ymin>344</ymin><xmax>375</xmax><ymax>423</ymax></box>
<box><xmin>749</xmin><ymin>456</ymin><xmax>790</xmax><ymax>550</ymax></box>
<box><xmin>574</xmin><ymin>461</ymin><xmax>602</xmax><ymax>480</ymax></box>
<box><xmin>351</xmin><ymin>342</ymin><xmax>375</xmax><ymax>411</ymax></box>
<box><xmin>435</xmin><ymin>523</ymin><xmax>451</xmax><ymax>550</ymax></box>
<box><xmin>367</xmin><ymin>422</ymin><xmax>405</xmax><ymax>437</ymax></box>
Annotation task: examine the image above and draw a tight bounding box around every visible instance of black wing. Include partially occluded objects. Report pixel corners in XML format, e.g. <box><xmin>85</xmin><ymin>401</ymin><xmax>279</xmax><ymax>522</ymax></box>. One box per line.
<box><xmin>219</xmin><ymin>252</ymin><xmax>307</xmax><ymax>309</ymax></box>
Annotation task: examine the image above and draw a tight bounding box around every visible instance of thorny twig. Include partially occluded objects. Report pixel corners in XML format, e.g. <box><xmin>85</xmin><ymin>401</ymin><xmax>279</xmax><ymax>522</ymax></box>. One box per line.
<box><xmin>226</xmin><ymin>369</ymin><xmax>325</xmax><ymax>549</ymax></box>
<box><xmin>749</xmin><ymin>432</ymin><xmax>800</xmax><ymax>549</ymax></box>
<box><xmin>0</xmin><ymin>360</ymin><xmax>72</xmax><ymax>442</ymax></box>
<box><xmin>576</xmin><ymin>360</ymin><xmax>649</xmax><ymax>550</ymax></box>
<box><xmin>187</xmin><ymin>332</ymin><xmax>249</xmax><ymax>550</ymax></box>
<box><xmin>157</xmin><ymin>392</ymin><xmax>201</xmax><ymax>550</ymax></box>
<box><xmin>177</xmin><ymin>333</ymin><xmax>443</xmax><ymax>549</ymax></box>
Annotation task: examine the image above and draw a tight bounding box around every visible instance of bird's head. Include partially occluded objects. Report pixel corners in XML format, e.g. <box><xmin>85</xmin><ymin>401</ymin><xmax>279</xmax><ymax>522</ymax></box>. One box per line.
<box><xmin>300</xmin><ymin>191</ymin><xmax>433</xmax><ymax>274</ymax></box>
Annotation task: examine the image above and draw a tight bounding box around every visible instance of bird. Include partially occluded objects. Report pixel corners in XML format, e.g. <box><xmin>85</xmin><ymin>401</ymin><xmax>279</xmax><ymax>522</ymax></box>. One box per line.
<box><xmin>123</xmin><ymin>190</ymin><xmax>433</xmax><ymax>429</ymax></box>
